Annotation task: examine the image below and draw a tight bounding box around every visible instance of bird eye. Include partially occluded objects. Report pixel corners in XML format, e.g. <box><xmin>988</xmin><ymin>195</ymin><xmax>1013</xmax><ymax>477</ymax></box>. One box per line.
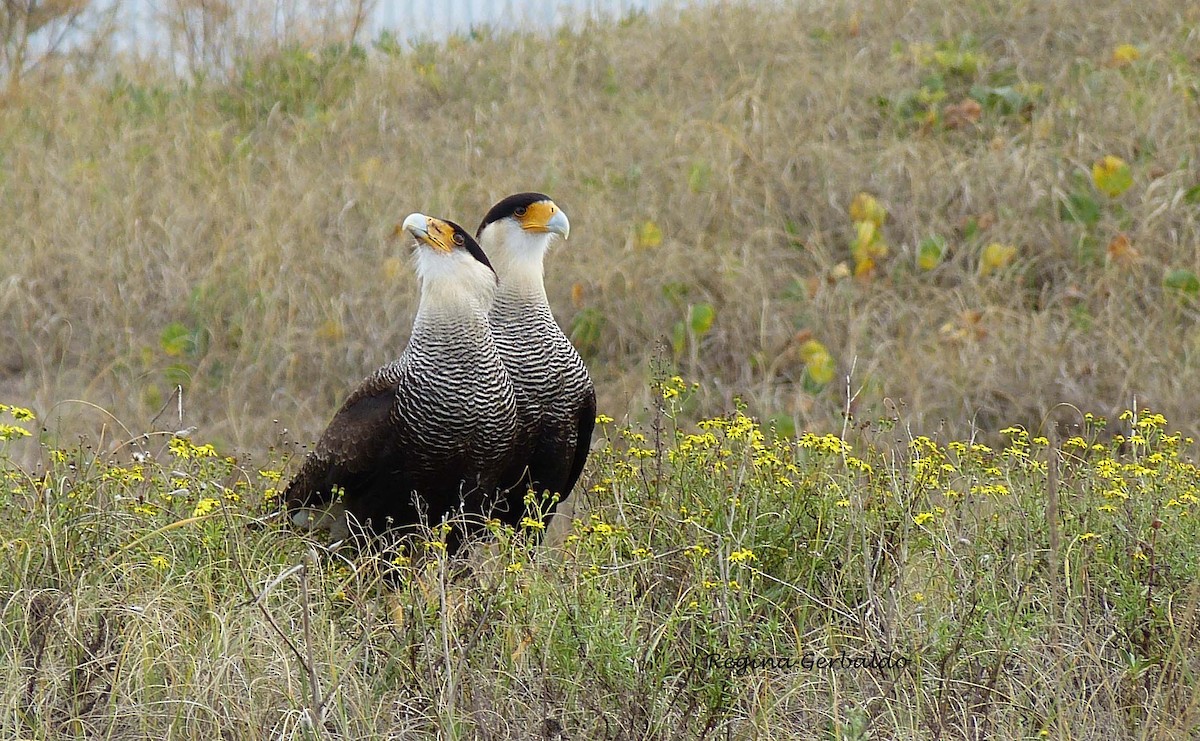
<box><xmin>452</xmin><ymin>232</ymin><xmax>465</xmax><ymax>246</ymax></box>
<box><xmin>514</xmin><ymin>206</ymin><xmax>527</xmax><ymax>217</ymax></box>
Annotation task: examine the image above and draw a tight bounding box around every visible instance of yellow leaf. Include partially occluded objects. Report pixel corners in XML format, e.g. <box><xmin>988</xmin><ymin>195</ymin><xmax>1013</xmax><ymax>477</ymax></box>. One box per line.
<box><xmin>798</xmin><ymin>340</ymin><xmax>836</xmax><ymax>385</ymax></box>
<box><xmin>848</xmin><ymin>192</ymin><xmax>887</xmax><ymax>227</ymax></box>
<box><xmin>798</xmin><ymin>339</ymin><xmax>827</xmax><ymax>364</ymax></box>
<box><xmin>851</xmin><ymin>221</ymin><xmax>889</xmax><ymax>267</ymax></box>
<box><xmin>1111</xmin><ymin>43</ymin><xmax>1140</xmax><ymax>67</ymax></box>
<box><xmin>851</xmin><ymin>220</ymin><xmax>876</xmax><ymax>259</ymax></box>
<box><xmin>636</xmin><ymin>220</ymin><xmax>663</xmax><ymax>248</ymax></box>
<box><xmin>980</xmin><ymin>243</ymin><xmax>1017</xmax><ymax>276</ymax></box>
<box><xmin>1092</xmin><ymin>155</ymin><xmax>1133</xmax><ymax>197</ymax></box>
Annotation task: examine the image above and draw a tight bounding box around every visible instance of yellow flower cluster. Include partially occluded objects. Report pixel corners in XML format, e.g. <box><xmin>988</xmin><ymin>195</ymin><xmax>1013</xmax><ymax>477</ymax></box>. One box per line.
<box><xmin>0</xmin><ymin>402</ymin><xmax>31</xmax><ymax>438</ymax></box>
<box><xmin>797</xmin><ymin>432</ymin><xmax>850</xmax><ymax>456</ymax></box>
<box><xmin>969</xmin><ymin>483</ymin><xmax>1011</xmax><ymax>497</ymax></box>
<box><xmin>168</xmin><ymin>437</ymin><xmax>218</xmax><ymax>460</ymax></box>
<box><xmin>103</xmin><ymin>465</ymin><xmax>146</xmax><ymax>484</ymax></box>
<box><xmin>728</xmin><ymin>549</ymin><xmax>756</xmax><ymax>564</ymax></box>
<box><xmin>912</xmin><ymin>507</ymin><xmax>946</xmax><ymax>526</ymax></box>
<box><xmin>191</xmin><ymin>497</ymin><xmax>220</xmax><ymax>517</ymax></box>
<box><xmin>565</xmin><ymin>513</ymin><xmax>626</xmax><ymax>546</ymax></box>
<box><xmin>659</xmin><ymin>375</ymin><xmax>696</xmax><ymax>401</ymax></box>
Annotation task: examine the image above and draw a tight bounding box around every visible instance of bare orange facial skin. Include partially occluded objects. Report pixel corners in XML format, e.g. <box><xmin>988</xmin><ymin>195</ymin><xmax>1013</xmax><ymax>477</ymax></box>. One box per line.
<box><xmin>400</xmin><ymin>215</ymin><xmax>463</xmax><ymax>253</ymax></box>
<box><xmin>516</xmin><ymin>200</ymin><xmax>559</xmax><ymax>233</ymax></box>
<box><xmin>423</xmin><ymin>217</ymin><xmax>462</xmax><ymax>252</ymax></box>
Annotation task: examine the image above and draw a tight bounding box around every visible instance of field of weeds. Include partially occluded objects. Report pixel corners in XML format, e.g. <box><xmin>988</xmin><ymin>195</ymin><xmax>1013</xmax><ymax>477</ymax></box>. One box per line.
<box><xmin>1</xmin><ymin>0</ymin><xmax>1200</xmax><ymax>738</ymax></box>
<box><xmin>2</xmin><ymin>392</ymin><xmax>1198</xmax><ymax>738</ymax></box>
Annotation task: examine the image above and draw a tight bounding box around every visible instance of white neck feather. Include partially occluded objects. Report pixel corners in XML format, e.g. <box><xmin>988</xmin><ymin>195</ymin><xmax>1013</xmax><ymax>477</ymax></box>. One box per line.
<box><xmin>413</xmin><ymin>248</ymin><xmax>497</xmax><ymax>320</ymax></box>
<box><xmin>479</xmin><ymin>219</ymin><xmax>552</xmax><ymax>304</ymax></box>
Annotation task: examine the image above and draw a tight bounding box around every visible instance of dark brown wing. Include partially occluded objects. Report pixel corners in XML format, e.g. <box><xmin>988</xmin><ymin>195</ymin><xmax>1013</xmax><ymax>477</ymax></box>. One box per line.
<box><xmin>516</xmin><ymin>384</ymin><xmax>596</xmax><ymax>525</ymax></box>
<box><xmin>284</xmin><ymin>370</ymin><xmax>402</xmax><ymax>511</ymax></box>
<box><xmin>562</xmin><ymin>385</ymin><xmax>596</xmax><ymax>497</ymax></box>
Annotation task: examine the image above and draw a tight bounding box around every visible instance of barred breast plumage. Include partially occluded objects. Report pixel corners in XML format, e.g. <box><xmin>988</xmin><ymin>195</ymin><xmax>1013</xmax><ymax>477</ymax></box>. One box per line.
<box><xmin>476</xmin><ymin>193</ymin><xmax>596</xmax><ymax>527</ymax></box>
<box><xmin>284</xmin><ymin>214</ymin><xmax>519</xmax><ymax>553</ymax></box>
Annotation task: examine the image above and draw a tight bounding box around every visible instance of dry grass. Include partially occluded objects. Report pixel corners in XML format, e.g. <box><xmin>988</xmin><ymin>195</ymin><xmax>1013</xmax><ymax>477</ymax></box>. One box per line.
<box><xmin>2</xmin><ymin>6</ymin><xmax>1200</xmax><ymax>735</ymax></box>
<box><xmin>0</xmin><ymin>0</ymin><xmax>1197</xmax><ymax>453</ymax></box>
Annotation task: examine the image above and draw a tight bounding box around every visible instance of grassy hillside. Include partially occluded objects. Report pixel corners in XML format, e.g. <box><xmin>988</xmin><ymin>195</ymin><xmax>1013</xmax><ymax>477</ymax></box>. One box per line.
<box><xmin>0</xmin><ymin>0</ymin><xmax>1198</xmax><ymax>449</ymax></box>
<box><xmin>2</xmin><ymin>0</ymin><xmax>1200</xmax><ymax>737</ymax></box>
<box><xmin>1</xmin><ymin>395</ymin><xmax>1198</xmax><ymax>738</ymax></box>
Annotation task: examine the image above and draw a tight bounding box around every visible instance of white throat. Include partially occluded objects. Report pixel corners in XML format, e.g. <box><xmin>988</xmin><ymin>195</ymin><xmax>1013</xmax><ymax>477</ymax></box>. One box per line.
<box><xmin>479</xmin><ymin>219</ymin><xmax>553</xmax><ymax>304</ymax></box>
<box><xmin>413</xmin><ymin>248</ymin><xmax>497</xmax><ymax>320</ymax></box>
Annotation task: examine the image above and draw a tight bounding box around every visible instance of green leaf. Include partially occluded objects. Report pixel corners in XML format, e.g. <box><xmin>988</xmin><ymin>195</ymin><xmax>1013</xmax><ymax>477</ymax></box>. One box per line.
<box><xmin>688</xmin><ymin>161</ymin><xmax>711</xmax><ymax>193</ymax></box>
<box><xmin>961</xmin><ymin>217</ymin><xmax>980</xmax><ymax>240</ymax></box>
<box><xmin>1183</xmin><ymin>184</ymin><xmax>1200</xmax><ymax>205</ymax></box>
<box><xmin>1092</xmin><ymin>155</ymin><xmax>1133</xmax><ymax>198</ymax></box>
<box><xmin>689</xmin><ymin>303</ymin><xmax>716</xmax><ymax>337</ymax></box>
<box><xmin>1059</xmin><ymin>191</ymin><xmax>1102</xmax><ymax>226</ymax></box>
<box><xmin>783</xmin><ymin>220</ymin><xmax>806</xmax><ymax>250</ymax></box>
<box><xmin>917</xmin><ymin>235</ymin><xmax>947</xmax><ymax>270</ymax></box>
<box><xmin>568</xmin><ymin>308</ymin><xmax>606</xmax><ymax>357</ymax></box>
<box><xmin>766</xmin><ymin>413</ymin><xmax>797</xmax><ymax>440</ymax></box>
<box><xmin>1163</xmin><ymin>269</ymin><xmax>1200</xmax><ymax>300</ymax></box>
<box><xmin>160</xmin><ymin>322</ymin><xmax>194</xmax><ymax>358</ymax></box>
<box><xmin>1069</xmin><ymin>304</ymin><xmax>1094</xmax><ymax>330</ymax></box>
<box><xmin>671</xmin><ymin>321</ymin><xmax>687</xmax><ymax>358</ymax></box>
<box><xmin>636</xmin><ymin>220</ymin><xmax>663</xmax><ymax>248</ymax></box>
<box><xmin>661</xmin><ymin>282</ymin><xmax>690</xmax><ymax>306</ymax></box>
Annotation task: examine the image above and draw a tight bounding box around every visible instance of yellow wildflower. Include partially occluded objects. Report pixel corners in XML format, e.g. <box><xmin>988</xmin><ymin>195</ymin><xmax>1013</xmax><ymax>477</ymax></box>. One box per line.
<box><xmin>0</xmin><ymin>424</ymin><xmax>31</xmax><ymax>440</ymax></box>
<box><xmin>191</xmin><ymin>498</ymin><xmax>220</xmax><ymax>517</ymax></box>
<box><xmin>728</xmin><ymin>549</ymin><xmax>756</xmax><ymax>564</ymax></box>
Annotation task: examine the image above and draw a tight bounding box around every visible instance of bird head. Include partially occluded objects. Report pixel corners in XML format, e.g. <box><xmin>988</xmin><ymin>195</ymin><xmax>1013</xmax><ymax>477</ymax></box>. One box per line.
<box><xmin>476</xmin><ymin>193</ymin><xmax>569</xmax><ymax>247</ymax></box>
<box><xmin>398</xmin><ymin>213</ymin><xmax>498</xmax><ymax>297</ymax></box>
<box><xmin>474</xmin><ymin>193</ymin><xmax>569</xmax><ymax>290</ymax></box>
